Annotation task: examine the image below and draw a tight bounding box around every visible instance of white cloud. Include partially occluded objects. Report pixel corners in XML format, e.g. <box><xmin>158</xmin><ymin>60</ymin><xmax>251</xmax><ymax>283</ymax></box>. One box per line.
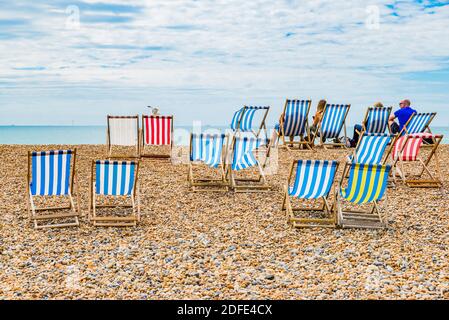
<box><xmin>0</xmin><ymin>0</ymin><xmax>448</xmax><ymax>125</ymax></box>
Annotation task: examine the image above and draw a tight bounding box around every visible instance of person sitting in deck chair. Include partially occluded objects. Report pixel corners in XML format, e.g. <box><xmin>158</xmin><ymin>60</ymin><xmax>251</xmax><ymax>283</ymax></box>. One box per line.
<box><xmin>389</xmin><ymin>99</ymin><xmax>417</xmax><ymax>134</ymax></box>
<box><xmin>306</xmin><ymin>99</ymin><xmax>326</xmax><ymax>145</ymax></box>
<box><xmin>348</xmin><ymin>102</ymin><xmax>385</xmax><ymax>148</ymax></box>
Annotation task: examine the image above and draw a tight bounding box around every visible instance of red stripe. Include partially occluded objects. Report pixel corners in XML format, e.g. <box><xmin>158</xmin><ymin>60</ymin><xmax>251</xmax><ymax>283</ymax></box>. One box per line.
<box><xmin>145</xmin><ymin>117</ymin><xmax>150</xmax><ymax>145</ymax></box>
<box><xmin>167</xmin><ymin>118</ymin><xmax>172</xmax><ymax>145</ymax></box>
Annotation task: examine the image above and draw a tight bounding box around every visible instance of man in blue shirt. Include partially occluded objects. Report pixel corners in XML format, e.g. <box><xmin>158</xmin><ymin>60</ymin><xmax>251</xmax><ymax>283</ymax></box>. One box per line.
<box><xmin>389</xmin><ymin>99</ymin><xmax>417</xmax><ymax>134</ymax></box>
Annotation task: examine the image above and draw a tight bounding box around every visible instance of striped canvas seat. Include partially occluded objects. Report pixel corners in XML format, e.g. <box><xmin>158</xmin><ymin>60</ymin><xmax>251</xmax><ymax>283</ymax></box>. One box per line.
<box><xmin>404</xmin><ymin>112</ymin><xmax>435</xmax><ymax>134</ymax></box>
<box><xmin>341</xmin><ymin>164</ymin><xmax>390</xmax><ymax>204</ymax></box>
<box><xmin>365</xmin><ymin>107</ymin><xmax>391</xmax><ymax>133</ymax></box>
<box><xmin>30</xmin><ymin>150</ymin><xmax>73</xmax><ymax>196</ymax></box>
<box><xmin>27</xmin><ymin>149</ymin><xmax>80</xmax><ymax>229</ymax></box>
<box><xmin>190</xmin><ymin>134</ymin><xmax>226</xmax><ymax>168</ymax></box>
<box><xmin>321</xmin><ymin>104</ymin><xmax>350</xmax><ymax>139</ymax></box>
<box><xmin>392</xmin><ymin>135</ymin><xmax>423</xmax><ymax>161</ymax></box>
<box><xmin>350</xmin><ymin>133</ymin><xmax>392</xmax><ymax>165</ymax></box>
<box><xmin>143</xmin><ymin>115</ymin><xmax>172</xmax><ymax>146</ymax></box>
<box><xmin>231</xmin><ymin>137</ymin><xmax>268</xmax><ymax>171</ymax></box>
<box><xmin>95</xmin><ymin>160</ymin><xmax>136</xmax><ymax>196</ymax></box>
<box><xmin>282</xmin><ymin>100</ymin><xmax>311</xmax><ymax>136</ymax></box>
<box><xmin>289</xmin><ymin>160</ymin><xmax>338</xmax><ymax>199</ymax></box>
<box><xmin>230</xmin><ymin>106</ymin><xmax>270</xmax><ymax>133</ymax></box>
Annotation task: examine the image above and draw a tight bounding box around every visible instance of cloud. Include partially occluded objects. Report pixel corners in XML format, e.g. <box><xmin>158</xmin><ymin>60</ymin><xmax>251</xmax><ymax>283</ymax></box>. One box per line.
<box><xmin>0</xmin><ymin>0</ymin><xmax>449</xmax><ymax>125</ymax></box>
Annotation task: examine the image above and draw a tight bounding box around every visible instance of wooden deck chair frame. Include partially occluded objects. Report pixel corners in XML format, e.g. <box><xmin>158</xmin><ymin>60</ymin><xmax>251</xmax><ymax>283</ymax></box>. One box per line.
<box><xmin>399</xmin><ymin>112</ymin><xmax>437</xmax><ymax>146</ymax></box>
<box><xmin>89</xmin><ymin>160</ymin><xmax>141</xmax><ymax>227</ymax></box>
<box><xmin>282</xmin><ymin>160</ymin><xmax>340</xmax><ymax>228</ymax></box>
<box><xmin>337</xmin><ymin>163</ymin><xmax>389</xmax><ymax>229</ymax></box>
<box><xmin>316</xmin><ymin>104</ymin><xmax>351</xmax><ymax>149</ymax></box>
<box><xmin>106</xmin><ymin>115</ymin><xmax>140</xmax><ymax>159</ymax></box>
<box><xmin>140</xmin><ymin>115</ymin><xmax>174</xmax><ymax>160</ymax></box>
<box><xmin>277</xmin><ymin>99</ymin><xmax>313</xmax><ymax>151</ymax></box>
<box><xmin>227</xmin><ymin>136</ymin><xmax>271</xmax><ymax>193</ymax></box>
<box><xmin>234</xmin><ymin>106</ymin><xmax>270</xmax><ymax>138</ymax></box>
<box><xmin>391</xmin><ymin>134</ymin><xmax>443</xmax><ymax>188</ymax></box>
<box><xmin>188</xmin><ymin>134</ymin><xmax>229</xmax><ymax>192</ymax></box>
<box><xmin>27</xmin><ymin>149</ymin><xmax>80</xmax><ymax>229</ymax></box>
<box><xmin>357</xmin><ymin>106</ymin><xmax>392</xmax><ymax>135</ymax></box>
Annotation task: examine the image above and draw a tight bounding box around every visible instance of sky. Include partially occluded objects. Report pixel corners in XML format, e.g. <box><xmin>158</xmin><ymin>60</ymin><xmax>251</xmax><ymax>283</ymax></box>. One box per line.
<box><xmin>0</xmin><ymin>0</ymin><xmax>448</xmax><ymax>126</ymax></box>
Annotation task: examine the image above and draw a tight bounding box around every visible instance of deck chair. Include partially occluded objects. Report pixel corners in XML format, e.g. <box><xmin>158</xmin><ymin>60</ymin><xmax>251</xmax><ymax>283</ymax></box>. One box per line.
<box><xmin>89</xmin><ymin>160</ymin><xmax>140</xmax><ymax>227</ymax></box>
<box><xmin>360</xmin><ymin>106</ymin><xmax>392</xmax><ymax>134</ymax></box>
<box><xmin>227</xmin><ymin>136</ymin><xmax>271</xmax><ymax>192</ymax></box>
<box><xmin>277</xmin><ymin>99</ymin><xmax>312</xmax><ymax>150</ymax></box>
<box><xmin>282</xmin><ymin>160</ymin><xmax>339</xmax><ymax>228</ymax></box>
<box><xmin>348</xmin><ymin>133</ymin><xmax>393</xmax><ymax>165</ymax></box>
<box><xmin>402</xmin><ymin>112</ymin><xmax>436</xmax><ymax>135</ymax></box>
<box><xmin>230</xmin><ymin>106</ymin><xmax>270</xmax><ymax>138</ymax></box>
<box><xmin>337</xmin><ymin>163</ymin><xmax>391</xmax><ymax>229</ymax></box>
<box><xmin>316</xmin><ymin>104</ymin><xmax>351</xmax><ymax>148</ymax></box>
<box><xmin>27</xmin><ymin>149</ymin><xmax>80</xmax><ymax>229</ymax></box>
<box><xmin>107</xmin><ymin>115</ymin><xmax>140</xmax><ymax>159</ymax></box>
<box><xmin>141</xmin><ymin>115</ymin><xmax>174</xmax><ymax>159</ymax></box>
<box><xmin>391</xmin><ymin>133</ymin><xmax>443</xmax><ymax>188</ymax></box>
<box><xmin>188</xmin><ymin>133</ymin><xmax>229</xmax><ymax>192</ymax></box>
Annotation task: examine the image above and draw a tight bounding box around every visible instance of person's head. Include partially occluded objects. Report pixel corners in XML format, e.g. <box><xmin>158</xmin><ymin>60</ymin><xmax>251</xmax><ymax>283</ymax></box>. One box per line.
<box><xmin>373</xmin><ymin>102</ymin><xmax>384</xmax><ymax>108</ymax></box>
<box><xmin>399</xmin><ymin>99</ymin><xmax>411</xmax><ymax>108</ymax></box>
<box><xmin>317</xmin><ymin>99</ymin><xmax>326</xmax><ymax>113</ymax></box>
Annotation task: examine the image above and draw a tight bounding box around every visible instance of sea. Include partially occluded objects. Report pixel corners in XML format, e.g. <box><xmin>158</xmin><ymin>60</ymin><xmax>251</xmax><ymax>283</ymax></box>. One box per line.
<box><xmin>0</xmin><ymin>125</ymin><xmax>448</xmax><ymax>145</ymax></box>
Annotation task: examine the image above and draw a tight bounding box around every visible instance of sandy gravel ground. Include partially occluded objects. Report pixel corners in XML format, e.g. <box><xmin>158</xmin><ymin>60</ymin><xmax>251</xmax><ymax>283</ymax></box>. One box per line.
<box><xmin>0</xmin><ymin>144</ymin><xmax>448</xmax><ymax>300</ymax></box>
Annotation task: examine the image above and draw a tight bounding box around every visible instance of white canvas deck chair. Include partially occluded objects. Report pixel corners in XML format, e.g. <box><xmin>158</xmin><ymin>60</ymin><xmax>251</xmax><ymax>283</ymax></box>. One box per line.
<box><xmin>89</xmin><ymin>160</ymin><xmax>140</xmax><ymax>227</ymax></box>
<box><xmin>277</xmin><ymin>99</ymin><xmax>312</xmax><ymax>150</ymax></box>
<box><xmin>188</xmin><ymin>133</ymin><xmax>229</xmax><ymax>192</ymax></box>
<box><xmin>230</xmin><ymin>106</ymin><xmax>270</xmax><ymax>138</ymax></box>
<box><xmin>316</xmin><ymin>104</ymin><xmax>351</xmax><ymax>148</ymax></box>
<box><xmin>282</xmin><ymin>160</ymin><xmax>339</xmax><ymax>228</ymax></box>
<box><xmin>337</xmin><ymin>163</ymin><xmax>391</xmax><ymax>229</ymax></box>
<box><xmin>359</xmin><ymin>106</ymin><xmax>392</xmax><ymax>134</ymax></box>
<box><xmin>27</xmin><ymin>149</ymin><xmax>80</xmax><ymax>229</ymax></box>
<box><xmin>107</xmin><ymin>115</ymin><xmax>140</xmax><ymax>159</ymax></box>
<box><xmin>391</xmin><ymin>133</ymin><xmax>443</xmax><ymax>188</ymax></box>
<box><xmin>348</xmin><ymin>133</ymin><xmax>393</xmax><ymax>166</ymax></box>
<box><xmin>227</xmin><ymin>136</ymin><xmax>271</xmax><ymax>192</ymax></box>
<box><xmin>140</xmin><ymin>115</ymin><xmax>174</xmax><ymax>159</ymax></box>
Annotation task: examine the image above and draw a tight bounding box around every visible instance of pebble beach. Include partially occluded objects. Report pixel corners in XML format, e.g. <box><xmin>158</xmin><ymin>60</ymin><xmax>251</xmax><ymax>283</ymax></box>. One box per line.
<box><xmin>0</xmin><ymin>144</ymin><xmax>448</xmax><ymax>300</ymax></box>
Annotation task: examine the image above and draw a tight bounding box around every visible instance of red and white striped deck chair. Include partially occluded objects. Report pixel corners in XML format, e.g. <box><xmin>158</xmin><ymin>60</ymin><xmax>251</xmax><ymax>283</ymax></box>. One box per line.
<box><xmin>107</xmin><ymin>115</ymin><xmax>140</xmax><ymax>159</ymax></box>
<box><xmin>141</xmin><ymin>115</ymin><xmax>174</xmax><ymax>159</ymax></box>
<box><xmin>391</xmin><ymin>133</ymin><xmax>443</xmax><ymax>188</ymax></box>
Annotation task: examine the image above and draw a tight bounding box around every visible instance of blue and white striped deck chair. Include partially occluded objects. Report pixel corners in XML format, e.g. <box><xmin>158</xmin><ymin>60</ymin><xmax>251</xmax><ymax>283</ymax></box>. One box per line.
<box><xmin>317</xmin><ymin>104</ymin><xmax>351</xmax><ymax>148</ymax></box>
<box><xmin>230</xmin><ymin>106</ymin><xmax>270</xmax><ymax>138</ymax></box>
<box><xmin>90</xmin><ymin>160</ymin><xmax>140</xmax><ymax>227</ymax></box>
<box><xmin>282</xmin><ymin>160</ymin><xmax>339</xmax><ymax>228</ymax></box>
<box><xmin>337</xmin><ymin>163</ymin><xmax>391</xmax><ymax>229</ymax></box>
<box><xmin>228</xmin><ymin>136</ymin><xmax>271</xmax><ymax>192</ymax></box>
<box><xmin>362</xmin><ymin>106</ymin><xmax>392</xmax><ymax>134</ymax></box>
<box><xmin>348</xmin><ymin>133</ymin><xmax>392</xmax><ymax>165</ymax></box>
<box><xmin>278</xmin><ymin>99</ymin><xmax>312</xmax><ymax>150</ymax></box>
<box><xmin>27</xmin><ymin>149</ymin><xmax>80</xmax><ymax>229</ymax></box>
<box><xmin>402</xmin><ymin>112</ymin><xmax>436</xmax><ymax>135</ymax></box>
<box><xmin>188</xmin><ymin>134</ymin><xmax>229</xmax><ymax>191</ymax></box>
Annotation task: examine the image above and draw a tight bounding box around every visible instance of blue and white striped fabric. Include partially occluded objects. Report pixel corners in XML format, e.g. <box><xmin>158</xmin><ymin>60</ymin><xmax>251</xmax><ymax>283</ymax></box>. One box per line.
<box><xmin>365</xmin><ymin>107</ymin><xmax>390</xmax><ymax>133</ymax></box>
<box><xmin>30</xmin><ymin>150</ymin><xmax>73</xmax><ymax>196</ymax></box>
<box><xmin>320</xmin><ymin>104</ymin><xmax>350</xmax><ymax>139</ymax></box>
<box><xmin>190</xmin><ymin>134</ymin><xmax>226</xmax><ymax>168</ymax></box>
<box><xmin>351</xmin><ymin>133</ymin><xmax>392</xmax><ymax>165</ymax></box>
<box><xmin>405</xmin><ymin>113</ymin><xmax>434</xmax><ymax>134</ymax></box>
<box><xmin>231</xmin><ymin>137</ymin><xmax>268</xmax><ymax>171</ymax></box>
<box><xmin>230</xmin><ymin>106</ymin><xmax>269</xmax><ymax>132</ymax></box>
<box><xmin>95</xmin><ymin>160</ymin><xmax>136</xmax><ymax>196</ymax></box>
<box><xmin>289</xmin><ymin>160</ymin><xmax>338</xmax><ymax>199</ymax></box>
<box><xmin>283</xmin><ymin>100</ymin><xmax>311</xmax><ymax>136</ymax></box>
